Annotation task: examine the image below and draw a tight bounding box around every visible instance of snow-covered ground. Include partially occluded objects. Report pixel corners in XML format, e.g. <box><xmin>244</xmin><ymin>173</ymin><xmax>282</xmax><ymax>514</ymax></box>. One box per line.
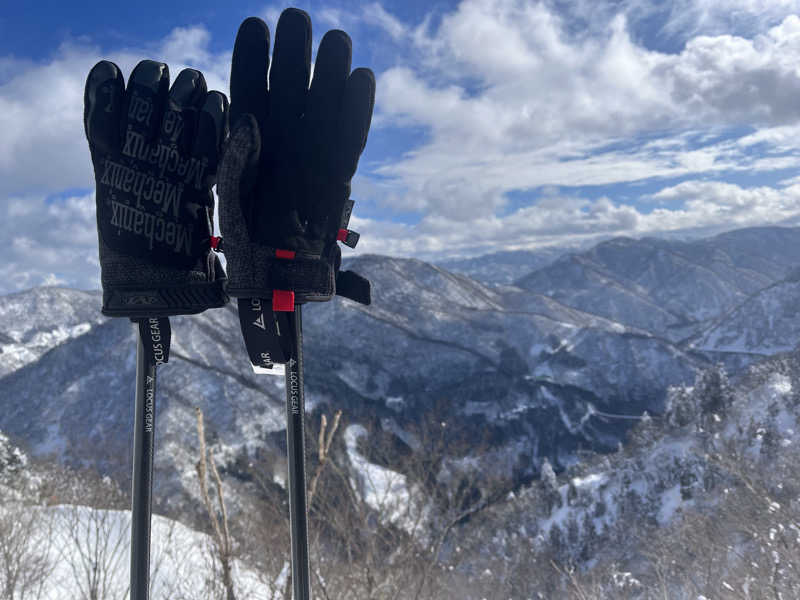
<box><xmin>3</xmin><ymin>503</ymin><xmax>282</xmax><ymax>600</ymax></box>
<box><xmin>345</xmin><ymin>424</ymin><xmax>428</xmax><ymax>535</ymax></box>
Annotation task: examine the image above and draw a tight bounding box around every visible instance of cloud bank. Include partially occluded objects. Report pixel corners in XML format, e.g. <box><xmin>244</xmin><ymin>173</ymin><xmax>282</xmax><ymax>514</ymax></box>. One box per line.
<box><xmin>361</xmin><ymin>1</ymin><xmax>800</xmax><ymax>250</ymax></box>
<box><xmin>5</xmin><ymin>1</ymin><xmax>800</xmax><ymax>292</ymax></box>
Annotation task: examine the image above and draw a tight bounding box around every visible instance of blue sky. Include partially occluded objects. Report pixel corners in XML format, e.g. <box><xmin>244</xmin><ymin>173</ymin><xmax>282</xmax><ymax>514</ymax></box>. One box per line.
<box><xmin>4</xmin><ymin>0</ymin><xmax>800</xmax><ymax>292</ymax></box>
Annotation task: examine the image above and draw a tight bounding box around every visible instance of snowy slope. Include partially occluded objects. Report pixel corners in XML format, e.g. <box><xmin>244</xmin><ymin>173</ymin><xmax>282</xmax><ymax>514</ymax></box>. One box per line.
<box><xmin>2</xmin><ymin>503</ymin><xmax>278</xmax><ymax>600</ymax></box>
<box><xmin>0</xmin><ymin>287</ymin><xmax>104</xmax><ymax>377</ymax></box>
<box><xmin>0</xmin><ymin>255</ymin><xmax>705</xmax><ymax>513</ymax></box>
<box><xmin>3</xmin><ymin>227</ymin><xmax>800</xmax><ymax>528</ymax></box>
<box><xmin>692</xmin><ymin>276</ymin><xmax>800</xmax><ymax>357</ymax></box>
<box><xmin>0</xmin><ymin>432</ymin><xmax>280</xmax><ymax>600</ymax></box>
<box><xmin>458</xmin><ymin>355</ymin><xmax>800</xmax><ymax>574</ymax></box>
<box><xmin>437</xmin><ymin>246</ymin><xmax>570</xmax><ymax>285</ymax></box>
<box><xmin>516</xmin><ymin>227</ymin><xmax>800</xmax><ymax>340</ymax></box>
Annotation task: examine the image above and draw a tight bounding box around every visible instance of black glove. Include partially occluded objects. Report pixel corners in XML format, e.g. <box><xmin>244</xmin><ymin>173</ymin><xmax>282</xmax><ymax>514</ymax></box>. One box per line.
<box><xmin>218</xmin><ymin>10</ymin><xmax>375</xmax><ymax>309</ymax></box>
<box><xmin>84</xmin><ymin>59</ymin><xmax>229</xmax><ymax>317</ymax></box>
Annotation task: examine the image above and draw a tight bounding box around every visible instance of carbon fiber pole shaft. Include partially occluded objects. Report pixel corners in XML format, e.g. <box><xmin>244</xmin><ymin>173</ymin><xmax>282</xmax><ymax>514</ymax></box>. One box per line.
<box><xmin>285</xmin><ymin>306</ymin><xmax>311</xmax><ymax>600</ymax></box>
<box><xmin>131</xmin><ymin>327</ymin><xmax>157</xmax><ymax>600</ymax></box>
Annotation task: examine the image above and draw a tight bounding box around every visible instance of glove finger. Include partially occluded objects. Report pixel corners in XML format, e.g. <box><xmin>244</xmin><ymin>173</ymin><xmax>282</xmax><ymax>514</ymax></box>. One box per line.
<box><xmin>123</xmin><ymin>60</ymin><xmax>170</xmax><ymax>144</ymax></box>
<box><xmin>170</xmin><ymin>68</ymin><xmax>208</xmax><ymax>107</ymax></box>
<box><xmin>337</xmin><ymin>67</ymin><xmax>375</xmax><ymax>180</ymax></box>
<box><xmin>84</xmin><ymin>60</ymin><xmax>125</xmax><ymax>155</ymax></box>
<box><xmin>192</xmin><ymin>91</ymin><xmax>229</xmax><ymax>178</ymax></box>
<box><xmin>307</xmin><ymin>29</ymin><xmax>352</xmax><ymax>174</ymax></box>
<box><xmin>230</xmin><ymin>17</ymin><xmax>270</xmax><ymax>131</ymax></box>
<box><xmin>192</xmin><ymin>91</ymin><xmax>228</xmax><ymax>231</ymax></box>
<box><xmin>304</xmin><ymin>30</ymin><xmax>352</xmax><ymax>230</ymax></box>
<box><xmin>160</xmin><ymin>68</ymin><xmax>207</xmax><ymax>151</ymax></box>
<box><xmin>269</xmin><ymin>8</ymin><xmax>312</xmax><ymax>124</ymax></box>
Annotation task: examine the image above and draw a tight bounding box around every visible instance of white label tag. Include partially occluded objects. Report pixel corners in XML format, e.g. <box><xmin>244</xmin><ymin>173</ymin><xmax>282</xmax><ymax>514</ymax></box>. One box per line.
<box><xmin>252</xmin><ymin>363</ymin><xmax>286</xmax><ymax>376</ymax></box>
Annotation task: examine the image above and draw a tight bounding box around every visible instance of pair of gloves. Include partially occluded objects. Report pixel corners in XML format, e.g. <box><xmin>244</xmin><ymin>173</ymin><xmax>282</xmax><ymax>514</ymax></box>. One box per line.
<box><xmin>84</xmin><ymin>10</ymin><xmax>374</xmax><ymax>320</ymax></box>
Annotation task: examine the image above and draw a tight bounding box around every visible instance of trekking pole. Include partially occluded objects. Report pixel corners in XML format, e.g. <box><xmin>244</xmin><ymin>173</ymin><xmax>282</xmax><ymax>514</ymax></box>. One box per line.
<box><xmin>130</xmin><ymin>323</ymin><xmax>157</xmax><ymax>600</ymax></box>
<box><xmin>237</xmin><ymin>297</ymin><xmax>312</xmax><ymax>598</ymax></box>
<box><xmin>284</xmin><ymin>306</ymin><xmax>311</xmax><ymax>600</ymax></box>
<box><xmin>128</xmin><ymin>318</ymin><xmax>170</xmax><ymax>600</ymax></box>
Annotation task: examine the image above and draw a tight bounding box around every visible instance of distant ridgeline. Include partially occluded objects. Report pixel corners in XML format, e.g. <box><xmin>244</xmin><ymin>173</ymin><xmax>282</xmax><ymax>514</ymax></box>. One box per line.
<box><xmin>3</xmin><ymin>226</ymin><xmax>800</xmax><ymax>503</ymax></box>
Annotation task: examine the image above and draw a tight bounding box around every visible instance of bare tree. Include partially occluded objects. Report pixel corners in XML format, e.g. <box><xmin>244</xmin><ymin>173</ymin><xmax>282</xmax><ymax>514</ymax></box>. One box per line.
<box><xmin>195</xmin><ymin>407</ymin><xmax>237</xmax><ymax>600</ymax></box>
<box><xmin>55</xmin><ymin>500</ymin><xmax>129</xmax><ymax>600</ymax></box>
<box><xmin>301</xmin><ymin>413</ymin><xmax>504</xmax><ymax>600</ymax></box>
<box><xmin>0</xmin><ymin>505</ymin><xmax>54</xmax><ymax>600</ymax></box>
<box><xmin>308</xmin><ymin>411</ymin><xmax>342</xmax><ymax>508</ymax></box>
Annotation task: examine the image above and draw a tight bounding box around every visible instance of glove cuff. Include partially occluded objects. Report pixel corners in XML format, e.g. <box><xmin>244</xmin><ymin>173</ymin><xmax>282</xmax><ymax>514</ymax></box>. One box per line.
<box><xmin>224</xmin><ymin>240</ymin><xmax>335</xmax><ymax>302</ymax></box>
<box><xmin>224</xmin><ymin>240</ymin><xmax>371</xmax><ymax>305</ymax></box>
<box><xmin>100</xmin><ymin>243</ymin><xmax>228</xmax><ymax>316</ymax></box>
<box><xmin>102</xmin><ymin>278</ymin><xmax>228</xmax><ymax>317</ymax></box>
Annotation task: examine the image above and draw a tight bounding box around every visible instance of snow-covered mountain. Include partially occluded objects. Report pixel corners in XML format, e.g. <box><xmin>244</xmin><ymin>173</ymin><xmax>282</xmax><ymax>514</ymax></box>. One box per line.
<box><xmin>2</xmin><ymin>226</ymin><xmax>800</xmax><ymax>533</ymax></box>
<box><xmin>0</xmin><ymin>289</ymin><xmax>288</xmax><ymax>515</ymax></box>
<box><xmin>4</xmin><ymin>227</ymin><xmax>800</xmax><ymax>597</ymax></box>
<box><xmin>0</xmin><ymin>288</ymin><xmax>105</xmax><ymax>377</ymax></box>
<box><xmin>0</xmin><ymin>256</ymin><xmax>704</xmax><ymax>514</ymax></box>
<box><xmin>691</xmin><ymin>273</ymin><xmax>800</xmax><ymax>359</ymax></box>
<box><xmin>516</xmin><ymin>227</ymin><xmax>800</xmax><ymax>340</ymax></box>
<box><xmin>437</xmin><ymin>245</ymin><xmax>570</xmax><ymax>285</ymax></box>
<box><xmin>446</xmin><ymin>353</ymin><xmax>800</xmax><ymax>598</ymax></box>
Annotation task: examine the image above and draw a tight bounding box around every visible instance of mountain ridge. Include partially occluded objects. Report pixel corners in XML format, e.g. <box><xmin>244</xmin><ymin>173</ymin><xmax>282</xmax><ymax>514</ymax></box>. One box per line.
<box><xmin>2</xmin><ymin>226</ymin><xmax>800</xmax><ymax>519</ymax></box>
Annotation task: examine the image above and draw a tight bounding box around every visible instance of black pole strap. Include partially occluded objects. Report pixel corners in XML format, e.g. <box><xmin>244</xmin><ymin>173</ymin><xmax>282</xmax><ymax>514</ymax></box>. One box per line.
<box><xmin>137</xmin><ymin>318</ymin><xmax>171</xmax><ymax>365</ymax></box>
<box><xmin>237</xmin><ymin>298</ymin><xmax>293</xmax><ymax>369</ymax></box>
<box><xmin>130</xmin><ymin>318</ymin><xmax>170</xmax><ymax>600</ymax></box>
<box><xmin>285</xmin><ymin>307</ymin><xmax>312</xmax><ymax>600</ymax></box>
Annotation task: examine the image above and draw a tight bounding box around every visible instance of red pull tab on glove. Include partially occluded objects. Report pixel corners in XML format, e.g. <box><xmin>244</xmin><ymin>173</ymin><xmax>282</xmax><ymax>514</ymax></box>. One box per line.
<box><xmin>271</xmin><ymin>250</ymin><xmax>296</xmax><ymax>311</ymax></box>
<box><xmin>272</xmin><ymin>290</ymin><xmax>295</xmax><ymax>312</ymax></box>
<box><xmin>337</xmin><ymin>229</ymin><xmax>360</xmax><ymax>249</ymax></box>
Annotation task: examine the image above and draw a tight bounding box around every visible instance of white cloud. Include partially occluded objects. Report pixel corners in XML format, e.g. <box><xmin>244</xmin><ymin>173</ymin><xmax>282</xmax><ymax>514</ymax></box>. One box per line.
<box><xmin>351</xmin><ymin>1</ymin><xmax>800</xmax><ymax>255</ymax></box>
<box><xmin>647</xmin><ymin>179</ymin><xmax>800</xmax><ymax>230</ymax></box>
<box><xmin>0</xmin><ymin>192</ymin><xmax>100</xmax><ymax>293</ymax></box>
<box><xmin>350</xmin><ymin>179</ymin><xmax>800</xmax><ymax>260</ymax></box>
<box><xmin>7</xmin><ymin>2</ymin><xmax>800</xmax><ymax>292</ymax></box>
<box><xmin>0</xmin><ymin>27</ymin><xmax>230</xmax><ymax>200</ymax></box>
<box><xmin>660</xmin><ymin>17</ymin><xmax>800</xmax><ymax>125</ymax></box>
<box><xmin>362</xmin><ymin>2</ymin><xmax>410</xmax><ymax>41</ymax></box>
<box><xmin>549</xmin><ymin>0</ymin><xmax>800</xmax><ymax>46</ymax></box>
<box><xmin>374</xmin><ymin>3</ymin><xmax>800</xmax><ymax>159</ymax></box>
<box><xmin>657</xmin><ymin>0</ymin><xmax>800</xmax><ymax>41</ymax></box>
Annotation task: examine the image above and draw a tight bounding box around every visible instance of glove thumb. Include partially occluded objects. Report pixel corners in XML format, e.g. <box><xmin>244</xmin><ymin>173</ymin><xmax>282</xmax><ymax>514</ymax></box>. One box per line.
<box><xmin>218</xmin><ymin>113</ymin><xmax>261</xmax><ymax>241</ymax></box>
